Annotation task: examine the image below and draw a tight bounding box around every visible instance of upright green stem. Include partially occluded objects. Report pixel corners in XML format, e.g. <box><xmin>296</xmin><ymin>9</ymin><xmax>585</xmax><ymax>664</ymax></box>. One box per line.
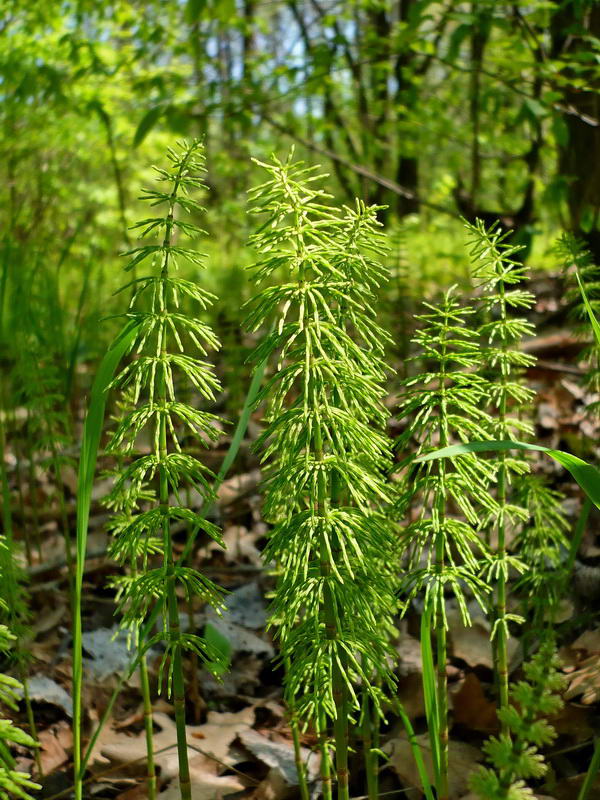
<box><xmin>139</xmin><ymin>652</ymin><xmax>157</xmax><ymax>800</ymax></box>
<box><xmin>25</xmin><ymin>432</ymin><xmax>42</xmax><ymax>562</ymax></box>
<box><xmin>318</xmin><ymin>711</ymin><xmax>333</xmax><ymax>800</ymax></box>
<box><xmin>19</xmin><ymin>661</ymin><xmax>43</xmax><ymax>778</ymax></box>
<box><xmin>434</xmin><ymin>343</ymin><xmax>449</xmax><ymax>800</ymax></box>
<box><xmin>132</xmin><ymin>557</ymin><xmax>156</xmax><ymax>800</ymax></box>
<box><xmin>494</xmin><ymin>285</ymin><xmax>510</xmax><ymax>735</ymax></box>
<box><xmin>578</xmin><ymin>737</ymin><xmax>600</xmax><ymax>800</ymax></box>
<box><xmin>362</xmin><ymin>691</ymin><xmax>378</xmax><ymax>800</ymax></box>
<box><xmin>157</xmin><ymin>163</ymin><xmax>193</xmax><ymax>800</ymax></box>
<box><xmin>284</xmin><ymin>655</ymin><xmax>310</xmax><ymax>800</ymax></box>
<box><xmin>311</xmin><ymin>323</ymin><xmax>349</xmax><ymax>800</ymax></box>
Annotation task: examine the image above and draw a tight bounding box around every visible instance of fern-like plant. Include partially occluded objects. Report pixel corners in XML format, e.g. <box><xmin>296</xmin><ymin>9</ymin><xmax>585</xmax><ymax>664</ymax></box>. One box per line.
<box><xmin>395</xmin><ymin>287</ymin><xmax>495</xmax><ymax>799</ymax></box>
<box><xmin>105</xmin><ymin>140</ymin><xmax>226</xmax><ymax>800</ymax></box>
<box><xmin>469</xmin><ymin>641</ymin><xmax>563</xmax><ymax>800</ymax></box>
<box><xmin>245</xmin><ymin>152</ymin><xmax>397</xmax><ymax>800</ymax></box>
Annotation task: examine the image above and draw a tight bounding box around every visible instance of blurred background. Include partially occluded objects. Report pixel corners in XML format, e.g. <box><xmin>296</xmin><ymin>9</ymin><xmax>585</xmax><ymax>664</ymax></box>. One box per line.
<box><xmin>0</xmin><ymin>0</ymin><xmax>599</xmax><ymax>384</ymax></box>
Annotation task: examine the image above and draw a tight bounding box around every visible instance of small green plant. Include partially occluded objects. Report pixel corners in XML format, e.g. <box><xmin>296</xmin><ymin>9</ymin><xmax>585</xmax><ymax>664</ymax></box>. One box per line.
<box><xmin>0</xmin><ymin>621</ymin><xmax>41</xmax><ymax>800</ymax></box>
<box><xmin>245</xmin><ymin>152</ymin><xmax>397</xmax><ymax>800</ymax></box>
<box><xmin>395</xmin><ymin>287</ymin><xmax>496</xmax><ymax>798</ymax></box>
<box><xmin>469</xmin><ymin>641</ymin><xmax>563</xmax><ymax>800</ymax></box>
<box><xmin>102</xmin><ymin>139</ymin><xmax>226</xmax><ymax>800</ymax></box>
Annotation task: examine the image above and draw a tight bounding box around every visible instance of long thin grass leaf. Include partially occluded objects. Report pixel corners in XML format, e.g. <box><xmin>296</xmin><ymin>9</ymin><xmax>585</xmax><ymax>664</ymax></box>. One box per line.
<box><xmin>73</xmin><ymin>319</ymin><xmax>141</xmax><ymax>798</ymax></box>
<box><xmin>420</xmin><ymin>608</ymin><xmax>441</xmax><ymax>790</ymax></box>
<box><xmin>417</xmin><ymin>440</ymin><xmax>600</xmax><ymax>510</ymax></box>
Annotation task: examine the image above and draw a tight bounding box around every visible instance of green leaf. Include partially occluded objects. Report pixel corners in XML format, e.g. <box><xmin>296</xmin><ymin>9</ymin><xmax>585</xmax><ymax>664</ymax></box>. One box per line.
<box><xmin>204</xmin><ymin>622</ymin><xmax>232</xmax><ymax>676</ymax></box>
<box><xmin>576</xmin><ymin>270</ymin><xmax>600</xmax><ymax>349</ymax></box>
<box><xmin>73</xmin><ymin>318</ymin><xmax>141</xmax><ymax>790</ymax></box>
<box><xmin>420</xmin><ymin>607</ymin><xmax>441</xmax><ymax>790</ymax></box>
<box><xmin>185</xmin><ymin>0</ymin><xmax>207</xmax><ymax>23</ymax></box>
<box><xmin>416</xmin><ymin>441</ymin><xmax>600</xmax><ymax>510</ymax></box>
<box><xmin>133</xmin><ymin>106</ymin><xmax>164</xmax><ymax>148</ymax></box>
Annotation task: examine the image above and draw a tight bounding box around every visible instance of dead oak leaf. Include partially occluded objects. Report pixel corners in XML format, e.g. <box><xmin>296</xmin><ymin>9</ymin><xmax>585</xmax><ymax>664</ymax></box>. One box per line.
<box><xmin>385</xmin><ymin>733</ymin><xmax>481</xmax><ymax>800</ymax></box>
<box><xmin>101</xmin><ymin>707</ymin><xmax>255</xmax><ymax>781</ymax></box>
<box><xmin>447</xmin><ymin>610</ymin><xmax>518</xmax><ymax>671</ymax></box>
<box><xmin>561</xmin><ymin>629</ymin><xmax>600</xmax><ymax>704</ymax></box>
<box><xmin>563</xmin><ymin>655</ymin><xmax>600</xmax><ymax>704</ymax></box>
<box><xmin>451</xmin><ymin>673</ymin><xmax>498</xmax><ymax>734</ymax></box>
<box><xmin>159</xmin><ymin>756</ymin><xmax>246</xmax><ymax>800</ymax></box>
<box><xmin>37</xmin><ymin>721</ymin><xmax>72</xmax><ymax>775</ymax></box>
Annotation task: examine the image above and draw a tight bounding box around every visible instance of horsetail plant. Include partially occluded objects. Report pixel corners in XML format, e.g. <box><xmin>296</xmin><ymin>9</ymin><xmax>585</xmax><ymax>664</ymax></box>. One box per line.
<box><xmin>467</xmin><ymin>219</ymin><xmax>536</xmax><ymax>731</ymax></box>
<box><xmin>245</xmin><ymin>152</ymin><xmax>397</xmax><ymax>800</ymax></box>
<box><xmin>103</xmin><ymin>140</ymin><xmax>226</xmax><ymax>800</ymax></box>
<box><xmin>394</xmin><ymin>288</ymin><xmax>495</xmax><ymax>800</ymax></box>
<box><xmin>513</xmin><ymin>476</ymin><xmax>569</xmax><ymax>639</ymax></box>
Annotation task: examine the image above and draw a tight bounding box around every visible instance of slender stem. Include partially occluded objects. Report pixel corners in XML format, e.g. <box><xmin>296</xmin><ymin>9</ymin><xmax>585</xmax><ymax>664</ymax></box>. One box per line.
<box><xmin>494</xmin><ymin>283</ymin><xmax>511</xmax><ymax>735</ymax></box>
<box><xmin>157</xmin><ymin>154</ymin><xmax>194</xmax><ymax>800</ymax></box>
<box><xmin>19</xmin><ymin>661</ymin><xmax>43</xmax><ymax>778</ymax></box>
<box><xmin>139</xmin><ymin>653</ymin><xmax>157</xmax><ymax>800</ymax></box>
<box><xmin>26</xmin><ymin>431</ymin><xmax>43</xmax><ymax>561</ymax></box>
<box><xmin>578</xmin><ymin>737</ymin><xmax>600</xmax><ymax>800</ymax></box>
<box><xmin>362</xmin><ymin>691</ymin><xmax>378</xmax><ymax>800</ymax></box>
<box><xmin>371</xmin><ymin>698</ymin><xmax>380</xmax><ymax>798</ymax></box>
<box><xmin>284</xmin><ymin>657</ymin><xmax>310</xmax><ymax>800</ymax></box>
<box><xmin>565</xmin><ymin>497</ymin><xmax>591</xmax><ymax>578</ymax></box>
<box><xmin>392</xmin><ymin>700</ymin><xmax>436</xmax><ymax>800</ymax></box>
<box><xmin>318</xmin><ymin>711</ymin><xmax>333</xmax><ymax>800</ymax></box>
<box><xmin>434</xmin><ymin>334</ymin><xmax>449</xmax><ymax>800</ymax></box>
<box><xmin>132</xmin><ymin>556</ymin><xmax>156</xmax><ymax>800</ymax></box>
<box><xmin>51</xmin><ymin>444</ymin><xmax>74</xmax><ymax>576</ymax></box>
<box><xmin>314</xmin><ymin>362</ymin><xmax>349</xmax><ymax>800</ymax></box>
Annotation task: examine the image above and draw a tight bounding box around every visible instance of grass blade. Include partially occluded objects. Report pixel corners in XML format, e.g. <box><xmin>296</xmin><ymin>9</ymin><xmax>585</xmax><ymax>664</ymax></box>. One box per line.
<box><xmin>73</xmin><ymin>319</ymin><xmax>140</xmax><ymax>800</ymax></box>
<box><xmin>416</xmin><ymin>440</ymin><xmax>600</xmax><ymax>510</ymax></box>
<box><xmin>420</xmin><ymin>607</ymin><xmax>441</xmax><ymax>790</ymax></box>
<box><xmin>578</xmin><ymin>737</ymin><xmax>600</xmax><ymax>800</ymax></box>
<box><xmin>576</xmin><ymin>271</ymin><xmax>600</xmax><ymax>348</ymax></box>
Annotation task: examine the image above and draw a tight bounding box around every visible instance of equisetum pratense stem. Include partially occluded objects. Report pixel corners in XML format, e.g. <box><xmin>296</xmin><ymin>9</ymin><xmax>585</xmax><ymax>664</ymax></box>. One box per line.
<box><xmin>434</xmin><ymin>330</ymin><xmax>449</xmax><ymax>800</ymax></box>
<box><xmin>493</xmin><ymin>278</ymin><xmax>510</xmax><ymax>736</ymax></box>
<box><xmin>157</xmin><ymin>155</ymin><xmax>193</xmax><ymax>800</ymax></box>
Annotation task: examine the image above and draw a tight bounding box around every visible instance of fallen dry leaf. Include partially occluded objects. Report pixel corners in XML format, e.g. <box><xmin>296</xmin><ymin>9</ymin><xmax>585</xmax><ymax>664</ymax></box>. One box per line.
<box><xmin>250</xmin><ymin>768</ymin><xmax>294</xmax><ymax>800</ymax></box>
<box><xmin>451</xmin><ymin>673</ymin><xmax>498</xmax><ymax>734</ymax></box>
<box><xmin>158</xmin><ymin>757</ymin><xmax>246</xmax><ymax>800</ymax></box>
<box><xmin>239</xmin><ymin>728</ymin><xmax>320</xmax><ymax>786</ymax></box>
<box><xmin>448</xmin><ymin>610</ymin><xmax>518</xmax><ymax>671</ymax></box>
<box><xmin>561</xmin><ymin>628</ymin><xmax>600</xmax><ymax>704</ymax></box>
<box><xmin>385</xmin><ymin>732</ymin><xmax>481</xmax><ymax>800</ymax></box>
<box><xmin>563</xmin><ymin>655</ymin><xmax>600</xmax><ymax>704</ymax></box>
<box><xmin>101</xmin><ymin>707</ymin><xmax>255</xmax><ymax>780</ymax></box>
<box><xmin>37</xmin><ymin>721</ymin><xmax>72</xmax><ymax>775</ymax></box>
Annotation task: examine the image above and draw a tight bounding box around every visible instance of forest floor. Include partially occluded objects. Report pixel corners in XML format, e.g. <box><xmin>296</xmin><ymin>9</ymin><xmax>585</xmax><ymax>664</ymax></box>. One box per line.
<box><xmin>9</xmin><ymin>272</ymin><xmax>600</xmax><ymax>800</ymax></box>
